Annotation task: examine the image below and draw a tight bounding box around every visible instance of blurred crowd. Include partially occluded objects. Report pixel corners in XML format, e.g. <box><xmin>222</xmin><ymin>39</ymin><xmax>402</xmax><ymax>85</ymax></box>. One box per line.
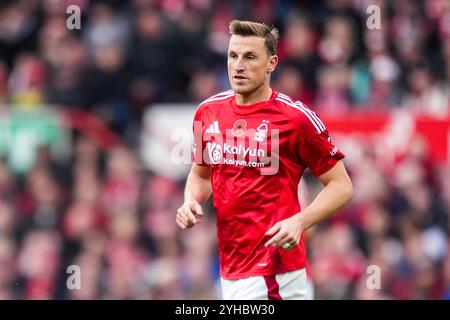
<box><xmin>0</xmin><ymin>0</ymin><xmax>449</xmax><ymax>299</ymax></box>
<box><xmin>1</xmin><ymin>0</ymin><xmax>449</xmax><ymax>133</ymax></box>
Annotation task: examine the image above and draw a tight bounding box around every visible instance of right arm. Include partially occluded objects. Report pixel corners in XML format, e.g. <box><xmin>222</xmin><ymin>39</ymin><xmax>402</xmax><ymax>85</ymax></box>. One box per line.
<box><xmin>176</xmin><ymin>163</ymin><xmax>212</xmax><ymax>229</ymax></box>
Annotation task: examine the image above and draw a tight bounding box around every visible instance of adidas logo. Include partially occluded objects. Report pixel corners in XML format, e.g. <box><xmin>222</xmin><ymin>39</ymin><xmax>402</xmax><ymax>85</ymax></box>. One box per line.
<box><xmin>205</xmin><ymin>121</ymin><xmax>221</xmax><ymax>134</ymax></box>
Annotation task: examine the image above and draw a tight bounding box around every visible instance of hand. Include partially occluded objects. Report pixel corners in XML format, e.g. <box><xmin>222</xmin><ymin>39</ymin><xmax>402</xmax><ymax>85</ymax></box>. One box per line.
<box><xmin>176</xmin><ymin>199</ymin><xmax>204</xmax><ymax>230</ymax></box>
<box><xmin>264</xmin><ymin>214</ymin><xmax>304</xmax><ymax>250</ymax></box>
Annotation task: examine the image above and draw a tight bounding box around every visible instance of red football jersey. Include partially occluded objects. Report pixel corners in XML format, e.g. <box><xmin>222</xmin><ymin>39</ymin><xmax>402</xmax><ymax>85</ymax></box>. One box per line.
<box><xmin>192</xmin><ymin>89</ymin><xmax>345</xmax><ymax>280</ymax></box>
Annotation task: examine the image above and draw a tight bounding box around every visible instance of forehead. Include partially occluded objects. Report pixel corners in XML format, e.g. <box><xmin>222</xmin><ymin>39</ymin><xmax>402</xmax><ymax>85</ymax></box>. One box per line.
<box><xmin>228</xmin><ymin>35</ymin><xmax>266</xmax><ymax>53</ymax></box>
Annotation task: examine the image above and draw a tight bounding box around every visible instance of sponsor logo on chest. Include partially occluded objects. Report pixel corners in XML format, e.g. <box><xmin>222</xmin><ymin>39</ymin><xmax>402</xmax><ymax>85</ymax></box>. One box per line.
<box><xmin>201</xmin><ymin>119</ymin><xmax>279</xmax><ymax>174</ymax></box>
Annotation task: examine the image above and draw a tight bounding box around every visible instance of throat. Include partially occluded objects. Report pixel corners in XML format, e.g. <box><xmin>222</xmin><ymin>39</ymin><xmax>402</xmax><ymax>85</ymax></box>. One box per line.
<box><xmin>236</xmin><ymin>87</ymin><xmax>272</xmax><ymax>106</ymax></box>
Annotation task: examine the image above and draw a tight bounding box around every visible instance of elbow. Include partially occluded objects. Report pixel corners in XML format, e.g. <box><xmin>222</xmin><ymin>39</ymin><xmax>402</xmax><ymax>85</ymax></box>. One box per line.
<box><xmin>343</xmin><ymin>179</ymin><xmax>353</xmax><ymax>203</ymax></box>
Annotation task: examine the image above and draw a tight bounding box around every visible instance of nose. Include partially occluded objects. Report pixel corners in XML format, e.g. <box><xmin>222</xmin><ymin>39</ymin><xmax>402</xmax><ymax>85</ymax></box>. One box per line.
<box><xmin>235</xmin><ymin>57</ymin><xmax>245</xmax><ymax>72</ymax></box>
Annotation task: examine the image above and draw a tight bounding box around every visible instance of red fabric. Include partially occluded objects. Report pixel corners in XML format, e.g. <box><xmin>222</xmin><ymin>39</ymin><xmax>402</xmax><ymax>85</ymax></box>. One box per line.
<box><xmin>263</xmin><ymin>275</ymin><xmax>283</xmax><ymax>300</ymax></box>
<box><xmin>192</xmin><ymin>90</ymin><xmax>345</xmax><ymax>280</ymax></box>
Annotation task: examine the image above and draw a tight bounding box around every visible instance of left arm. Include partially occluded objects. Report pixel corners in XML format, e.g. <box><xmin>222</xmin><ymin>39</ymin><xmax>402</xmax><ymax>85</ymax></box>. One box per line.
<box><xmin>265</xmin><ymin>160</ymin><xmax>352</xmax><ymax>248</ymax></box>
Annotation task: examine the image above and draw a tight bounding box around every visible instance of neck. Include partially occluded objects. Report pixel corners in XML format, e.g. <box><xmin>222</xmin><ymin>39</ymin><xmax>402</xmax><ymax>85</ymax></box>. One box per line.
<box><xmin>235</xmin><ymin>84</ymin><xmax>272</xmax><ymax>106</ymax></box>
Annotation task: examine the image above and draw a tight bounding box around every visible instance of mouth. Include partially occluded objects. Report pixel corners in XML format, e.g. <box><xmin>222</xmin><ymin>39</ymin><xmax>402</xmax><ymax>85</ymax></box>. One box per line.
<box><xmin>233</xmin><ymin>75</ymin><xmax>248</xmax><ymax>80</ymax></box>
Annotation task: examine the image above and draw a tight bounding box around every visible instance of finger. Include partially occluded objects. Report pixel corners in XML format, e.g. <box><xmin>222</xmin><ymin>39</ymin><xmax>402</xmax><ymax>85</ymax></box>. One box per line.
<box><xmin>265</xmin><ymin>223</ymin><xmax>281</xmax><ymax>237</ymax></box>
<box><xmin>176</xmin><ymin>216</ymin><xmax>186</xmax><ymax>229</ymax></box>
<box><xmin>193</xmin><ymin>214</ymin><xmax>203</xmax><ymax>224</ymax></box>
<box><xmin>190</xmin><ymin>202</ymin><xmax>204</xmax><ymax>217</ymax></box>
<box><xmin>265</xmin><ymin>232</ymin><xmax>289</xmax><ymax>247</ymax></box>
<box><xmin>178</xmin><ymin>214</ymin><xmax>195</xmax><ymax>229</ymax></box>
<box><xmin>177</xmin><ymin>212</ymin><xmax>194</xmax><ymax>228</ymax></box>
<box><xmin>183</xmin><ymin>207</ymin><xmax>198</xmax><ymax>224</ymax></box>
<box><xmin>178</xmin><ymin>205</ymin><xmax>197</xmax><ymax>224</ymax></box>
<box><xmin>176</xmin><ymin>213</ymin><xmax>187</xmax><ymax>224</ymax></box>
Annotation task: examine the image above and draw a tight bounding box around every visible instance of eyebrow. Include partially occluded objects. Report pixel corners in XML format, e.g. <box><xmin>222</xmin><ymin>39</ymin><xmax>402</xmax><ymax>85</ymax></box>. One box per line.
<box><xmin>228</xmin><ymin>50</ymin><xmax>258</xmax><ymax>56</ymax></box>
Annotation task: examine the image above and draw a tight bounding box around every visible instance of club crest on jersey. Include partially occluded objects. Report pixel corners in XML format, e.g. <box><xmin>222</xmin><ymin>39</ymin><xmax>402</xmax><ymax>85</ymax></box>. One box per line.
<box><xmin>255</xmin><ymin>120</ymin><xmax>269</xmax><ymax>142</ymax></box>
<box><xmin>231</xmin><ymin>119</ymin><xmax>247</xmax><ymax>137</ymax></box>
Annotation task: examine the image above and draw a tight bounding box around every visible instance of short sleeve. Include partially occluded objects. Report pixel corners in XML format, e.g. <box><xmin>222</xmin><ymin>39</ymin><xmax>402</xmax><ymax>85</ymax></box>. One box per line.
<box><xmin>294</xmin><ymin>116</ymin><xmax>345</xmax><ymax>177</ymax></box>
<box><xmin>192</xmin><ymin>107</ymin><xmax>208</xmax><ymax>166</ymax></box>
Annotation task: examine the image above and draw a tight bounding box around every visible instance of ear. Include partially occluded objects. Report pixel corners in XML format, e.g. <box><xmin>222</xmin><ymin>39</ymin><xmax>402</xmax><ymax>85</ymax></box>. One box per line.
<box><xmin>268</xmin><ymin>55</ymin><xmax>278</xmax><ymax>73</ymax></box>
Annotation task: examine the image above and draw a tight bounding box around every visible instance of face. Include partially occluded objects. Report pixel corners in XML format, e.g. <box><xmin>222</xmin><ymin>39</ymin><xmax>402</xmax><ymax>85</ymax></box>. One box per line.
<box><xmin>227</xmin><ymin>35</ymin><xmax>278</xmax><ymax>95</ymax></box>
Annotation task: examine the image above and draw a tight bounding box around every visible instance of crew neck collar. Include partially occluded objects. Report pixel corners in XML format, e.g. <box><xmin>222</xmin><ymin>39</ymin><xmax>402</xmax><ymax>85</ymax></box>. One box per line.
<box><xmin>231</xmin><ymin>89</ymin><xmax>278</xmax><ymax>115</ymax></box>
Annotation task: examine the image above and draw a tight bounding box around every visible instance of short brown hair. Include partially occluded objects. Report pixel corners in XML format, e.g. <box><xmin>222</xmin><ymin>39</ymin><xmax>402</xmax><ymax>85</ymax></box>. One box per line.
<box><xmin>229</xmin><ymin>20</ymin><xmax>279</xmax><ymax>56</ymax></box>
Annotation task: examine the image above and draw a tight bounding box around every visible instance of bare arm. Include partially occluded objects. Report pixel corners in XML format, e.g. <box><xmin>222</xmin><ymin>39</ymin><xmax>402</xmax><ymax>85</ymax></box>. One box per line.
<box><xmin>295</xmin><ymin>160</ymin><xmax>353</xmax><ymax>230</ymax></box>
<box><xmin>184</xmin><ymin>163</ymin><xmax>212</xmax><ymax>204</ymax></box>
<box><xmin>265</xmin><ymin>160</ymin><xmax>352</xmax><ymax>248</ymax></box>
<box><xmin>176</xmin><ymin>163</ymin><xmax>212</xmax><ymax>229</ymax></box>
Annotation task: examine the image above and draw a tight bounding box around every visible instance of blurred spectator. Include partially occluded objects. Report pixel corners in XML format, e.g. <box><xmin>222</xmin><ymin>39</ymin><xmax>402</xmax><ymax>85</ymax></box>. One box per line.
<box><xmin>7</xmin><ymin>53</ymin><xmax>46</xmax><ymax>108</ymax></box>
<box><xmin>84</xmin><ymin>2</ymin><xmax>130</xmax><ymax>54</ymax></box>
<box><xmin>280</xmin><ymin>15</ymin><xmax>319</xmax><ymax>90</ymax></box>
<box><xmin>44</xmin><ymin>36</ymin><xmax>88</xmax><ymax>107</ymax></box>
<box><xmin>317</xmin><ymin>15</ymin><xmax>356</xmax><ymax>66</ymax></box>
<box><xmin>273</xmin><ymin>64</ymin><xmax>314</xmax><ymax>106</ymax></box>
<box><xmin>309</xmin><ymin>223</ymin><xmax>367</xmax><ymax>299</ymax></box>
<box><xmin>0</xmin><ymin>61</ymin><xmax>7</xmax><ymax>102</ymax></box>
<box><xmin>82</xmin><ymin>42</ymin><xmax>131</xmax><ymax>134</ymax></box>
<box><xmin>188</xmin><ymin>69</ymin><xmax>221</xmax><ymax>102</ymax></box>
<box><xmin>17</xmin><ymin>230</ymin><xmax>62</xmax><ymax>299</ymax></box>
<box><xmin>402</xmin><ymin>63</ymin><xmax>450</xmax><ymax>117</ymax></box>
<box><xmin>314</xmin><ymin>65</ymin><xmax>351</xmax><ymax>115</ymax></box>
<box><xmin>101</xmin><ymin>146</ymin><xmax>140</xmax><ymax>215</ymax></box>
<box><xmin>0</xmin><ymin>236</ymin><xmax>17</xmax><ymax>299</ymax></box>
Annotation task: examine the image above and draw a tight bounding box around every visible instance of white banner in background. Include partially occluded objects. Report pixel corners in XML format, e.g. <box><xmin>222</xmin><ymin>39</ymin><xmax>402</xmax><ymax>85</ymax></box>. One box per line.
<box><xmin>141</xmin><ymin>104</ymin><xmax>195</xmax><ymax>180</ymax></box>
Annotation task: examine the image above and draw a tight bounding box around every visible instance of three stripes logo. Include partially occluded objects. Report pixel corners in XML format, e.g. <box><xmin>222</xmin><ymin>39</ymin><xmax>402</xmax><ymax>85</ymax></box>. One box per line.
<box><xmin>205</xmin><ymin>121</ymin><xmax>221</xmax><ymax>134</ymax></box>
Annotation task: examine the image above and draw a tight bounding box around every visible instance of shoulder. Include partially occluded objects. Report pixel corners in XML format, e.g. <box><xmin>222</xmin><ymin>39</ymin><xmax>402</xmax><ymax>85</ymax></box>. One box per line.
<box><xmin>193</xmin><ymin>90</ymin><xmax>234</xmax><ymax>122</ymax></box>
<box><xmin>274</xmin><ymin>92</ymin><xmax>326</xmax><ymax>134</ymax></box>
<box><xmin>195</xmin><ymin>90</ymin><xmax>235</xmax><ymax>113</ymax></box>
